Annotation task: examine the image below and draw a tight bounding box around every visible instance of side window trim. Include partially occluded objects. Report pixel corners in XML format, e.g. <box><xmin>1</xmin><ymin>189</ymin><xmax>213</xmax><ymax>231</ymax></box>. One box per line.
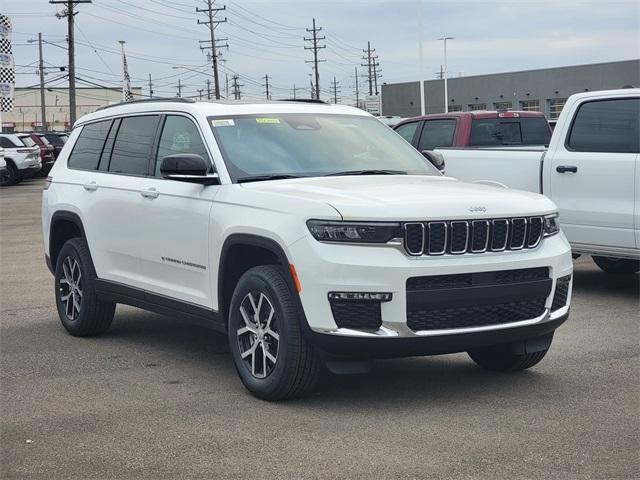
<box><xmin>148</xmin><ymin>114</ymin><xmax>166</xmax><ymax>176</ymax></box>
<box><xmin>96</xmin><ymin>119</ymin><xmax>116</xmax><ymax>171</ymax></box>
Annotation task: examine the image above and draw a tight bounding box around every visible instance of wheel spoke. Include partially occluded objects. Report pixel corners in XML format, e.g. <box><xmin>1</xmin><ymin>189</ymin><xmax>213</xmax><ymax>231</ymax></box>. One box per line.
<box><xmin>264</xmin><ymin>346</ymin><xmax>277</xmax><ymax>364</ymax></box>
<box><xmin>240</xmin><ymin>306</ymin><xmax>256</xmax><ymax>329</ymax></box>
<box><xmin>62</xmin><ymin>261</ymin><xmax>73</xmax><ymax>285</ymax></box>
<box><xmin>240</xmin><ymin>342</ymin><xmax>256</xmax><ymax>360</ymax></box>
<box><xmin>237</xmin><ymin>326</ymin><xmax>255</xmax><ymax>337</ymax></box>
<box><xmin>248</xmin><ymin>292</ymin><xmax>259</xmax><ymax>316</ymax></box>
<box><xmin>60</xmin><ymin>293</ymin><xmax>71</xmax><ymax>302</ymax></box>
<box><xmin>265</xmin><ymin>328</ymin><xmax>279</xmax><ymax>341</ymax></box>
<box><xmin>73</xmin><ymin>294</ymin><xmax>81</xmax><ymax>315</ymax></box>
<box><xmin>265</xmin><ymin>305</ymin><xmax>275</xmax><ymax>330</ymax></box>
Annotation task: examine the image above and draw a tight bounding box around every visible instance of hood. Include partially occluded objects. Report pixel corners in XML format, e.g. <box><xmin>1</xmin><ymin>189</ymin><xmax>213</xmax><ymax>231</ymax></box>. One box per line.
<box><xmin>241</xmin><ymin>175</ymin><xmax>557</xmax><ymax>221</ymax></box>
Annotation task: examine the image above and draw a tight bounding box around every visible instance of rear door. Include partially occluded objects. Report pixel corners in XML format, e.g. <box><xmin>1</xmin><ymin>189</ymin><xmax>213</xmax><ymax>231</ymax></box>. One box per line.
<box><xmin>416</xmin><ymin>119</ymin><xmax>457</xmax><ymax>151</ymax></box>
<box><xmin>546</xmin><ymin>97</ymin><xmax>639</xmax><ymax>250</ymax></box>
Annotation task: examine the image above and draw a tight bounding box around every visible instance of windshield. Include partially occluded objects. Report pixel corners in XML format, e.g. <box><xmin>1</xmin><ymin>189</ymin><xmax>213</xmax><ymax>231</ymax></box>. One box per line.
<box><xmin>209</xmin><ymin>113</ymin><xmax>439</xmax><ymax>182</ymax></box>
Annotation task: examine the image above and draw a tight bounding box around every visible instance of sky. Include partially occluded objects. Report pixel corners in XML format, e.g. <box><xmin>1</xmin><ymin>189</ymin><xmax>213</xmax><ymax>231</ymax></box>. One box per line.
<box><xmin>6</xmin><ymin>0</ymin><xmax>640</xmax><ymax>103</ymax></box>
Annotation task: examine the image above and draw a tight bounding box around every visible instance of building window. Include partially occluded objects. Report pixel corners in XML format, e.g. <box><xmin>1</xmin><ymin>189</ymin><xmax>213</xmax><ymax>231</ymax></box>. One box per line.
<box><xmin>493</xmin><ymin>101</ymin><xmax>512</xmax><ymax>111</ymax></box>
<box><xmin>547</xmin><ymin>98</ymin><xmax>567</xmax><ymax>120</ymax></box>
<box><xmin>448</xmin><ymin>105</ymin><xmax>462</xmax><ymax>112</ymax></box>
<box><xmin>468</xmin><ymin>103</ymin><xmax>486</xmax><ymax>111</ymax></box>
<box><xmin>520</xmin><ymin>100</ymin><xmax>541</xmax><ymax>112</ymax></box>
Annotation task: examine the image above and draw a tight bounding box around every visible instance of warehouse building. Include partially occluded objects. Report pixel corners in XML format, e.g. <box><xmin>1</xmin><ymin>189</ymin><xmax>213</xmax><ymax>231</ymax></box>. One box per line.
<box><xmin>2</xmin><ymin>86</ymin><xmax>142</xmax><ymax>132</ymax></box>
<box><xmin>381</xmin><ymin>59</ymin><xmax>639</xmax><ymax>119</ymax></box>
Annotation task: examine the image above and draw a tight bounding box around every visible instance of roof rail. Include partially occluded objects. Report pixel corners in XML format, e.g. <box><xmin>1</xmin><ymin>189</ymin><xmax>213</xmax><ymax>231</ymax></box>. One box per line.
<box><xmin>96</xmin><ymin>97</ymin><xmax>195</xmax><ymax>112</ymax></box>
<box><xmin>277</xmin><ymin>98</ymin><xmax>328</xmax><ymax>104</ymax></box>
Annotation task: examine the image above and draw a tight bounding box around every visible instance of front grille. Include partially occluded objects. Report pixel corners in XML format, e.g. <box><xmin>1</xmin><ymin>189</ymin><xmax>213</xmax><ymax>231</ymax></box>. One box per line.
<box><xmin>551</xmin><ymin>275</ymin><xmax>571</xmax><ymax>311</ymax></box>
<box><xmin>403</xmin><ymin>216</ymin><xmax>545</xmax><ymax>256</ymax></box>
<box><xmin>407</xmin><ymin>299</ymin><xmax>546</xmax><ymax>331</ymax></box>
<box><xmin>406</xmin><ymin>267</ymin><xmax>551</xmax><ymax>331</ymax></box>
<box><xmin>329</xmin><ymin>300</ymin><xmax>382</xmax><ymax>330</ymax></box>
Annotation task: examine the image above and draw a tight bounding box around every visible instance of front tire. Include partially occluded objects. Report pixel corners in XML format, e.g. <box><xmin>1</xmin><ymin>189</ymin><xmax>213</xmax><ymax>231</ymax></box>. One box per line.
<box><xmin>0</xmin><ymin>163</ymin><xmax>19</xmax><ymax>186</ymax></box>
<box><xmin>468</xmin><ymin>348</ymin><xmax>549</xmax><ymax>372</ymax></box>
<box><xmin>54</xmin><ymin>238</ymin><xmax>115</xmax><ymax>336</ymax></box>
<box><xmin>228</xmin><ymin>265</ymin><xmax>321</xmax><ymax>400</ymax></box>
<box><xmin>592</xmin><ymin>256</ymin><xmax>639</xmax><ymax>274</ymax></box>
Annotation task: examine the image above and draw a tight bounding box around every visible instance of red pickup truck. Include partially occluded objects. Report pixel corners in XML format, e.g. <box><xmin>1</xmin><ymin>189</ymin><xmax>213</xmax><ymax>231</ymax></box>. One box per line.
<box><xmin>393</xmin><ymin>110</ymin><xmax>552</xmax><ymax>151</ymax></box>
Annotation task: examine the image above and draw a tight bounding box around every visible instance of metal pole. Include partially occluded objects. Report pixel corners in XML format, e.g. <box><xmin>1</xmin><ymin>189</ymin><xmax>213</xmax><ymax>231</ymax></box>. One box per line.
<box><xmin>68</xmin><ymin>1</ymin><xmax>77</xmax><ymax>125</ymax></box>
<box><xmin>418</xmin><ymin>1</ymin><xmax>425</xmax><ymax>115</ymax></box>
<box><xmin>38</xmin><ymin>33</ymin><xmax>47</xmax><ymax>131</ymax></box>
<box><xmin>148</xmin><ymin>73</ymin><xmax>153</xmax><ymax>98</ymax></box>
<box><xmin>118</xmin><ymin>40</ymin><xmax>126</xmax><ymax>102</ymax></box>
<box><xmin>355</xmin><ymin>67</ymin><xmax>359</xmax><ymax>107</ymax></box>
<box><xmin>438</xmin><ymin>36</ymin><xmax>454</xmax><ymax>113</ymax></box>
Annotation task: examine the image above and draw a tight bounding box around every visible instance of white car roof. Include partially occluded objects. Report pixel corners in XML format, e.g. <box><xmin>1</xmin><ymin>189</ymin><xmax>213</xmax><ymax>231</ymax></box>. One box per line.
<box><xmin>567</xmin><ymin>88</ymin><xmax>639</xmax><ymax>102</ymax></box>
<box><xmin>75</xmin><ymin>99</ymin><xmax>372</xmax><ymax>127</ymax></box>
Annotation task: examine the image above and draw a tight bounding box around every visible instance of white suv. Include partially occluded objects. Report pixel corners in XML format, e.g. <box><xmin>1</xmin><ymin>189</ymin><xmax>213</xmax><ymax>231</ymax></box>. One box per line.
<box><xmin>42</xmin><ymin>99</ymin><xmax>573</xmax><ymax>400</ymax></box>
<box><xmin>0</xmin><ymin>133</ymin><xmax>41</xmax><ymax>186</ymax></box>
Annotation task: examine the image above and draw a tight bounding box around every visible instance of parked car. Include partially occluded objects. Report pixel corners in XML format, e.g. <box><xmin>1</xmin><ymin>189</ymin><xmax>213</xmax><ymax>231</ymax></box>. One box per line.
<box><xmin>431</xmin><ymin>89</ymin><xmax>640</xmax><ymax>273</ymax></box>
<box><xmin>42</xmin><ymin>131</ymin><xmax>69</xmax><ymax>159</ymax></box>
<box><xmin>394</xmin><ymin>110</ymin><xmax>552</xmax><ymax>152</ymax></box>
<box><xmin>0</xmin><ymin>133</ymin><xmax>41</xmax><ymax>186</ymax></box>
<box><xmin>18</xmin><ymin>133</ymin><xmax>56</xmax><ymax>175</ymax></box>
<box><xmin>42</xmin><ymin>98</ymin><xmax>572</xmax><ymax>400</ymax></box>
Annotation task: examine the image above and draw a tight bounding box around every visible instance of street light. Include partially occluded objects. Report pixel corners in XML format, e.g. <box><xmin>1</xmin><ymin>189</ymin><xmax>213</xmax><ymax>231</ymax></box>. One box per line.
<box><xmin>437</xmin><ymin>36</ymin><xmax>454</xmax><ymax>113</ymax></box>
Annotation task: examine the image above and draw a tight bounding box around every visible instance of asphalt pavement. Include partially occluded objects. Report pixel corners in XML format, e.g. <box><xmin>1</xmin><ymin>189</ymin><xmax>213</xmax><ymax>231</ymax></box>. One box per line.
<box><xmin>1</xmin><ymin>178</ymin><xmax>638</xmax><ymax>479</ymax></box>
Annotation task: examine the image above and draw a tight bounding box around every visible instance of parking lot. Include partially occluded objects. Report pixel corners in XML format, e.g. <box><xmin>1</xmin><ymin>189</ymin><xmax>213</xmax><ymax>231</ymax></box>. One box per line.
<box><xmin>0</xmin><ymin>178</ymin><xmax>638</xmax><ymax>479</ymax></box>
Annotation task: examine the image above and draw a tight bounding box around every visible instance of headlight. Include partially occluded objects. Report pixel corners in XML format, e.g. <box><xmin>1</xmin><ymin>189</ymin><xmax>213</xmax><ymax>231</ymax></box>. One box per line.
<box><xmin>543</xmin><ymin>213</ymin><xmax>560</xmax><ymax>237</ymax></box>
<box><xmin>307</xmin><ymin>220</ymin><xmax>400</xmax><ymax>243</ymax></box>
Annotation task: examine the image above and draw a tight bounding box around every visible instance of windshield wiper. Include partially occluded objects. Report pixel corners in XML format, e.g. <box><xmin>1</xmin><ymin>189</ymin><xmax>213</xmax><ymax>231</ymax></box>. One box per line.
<box><xmin>237</xmin><ymin>174</ymin><xmax>303</xmax><ymax>184</ymax></box>
<box><xmin>324</xmin><ymin>169</ymin><xmax>407</xmax><ymax>177</ymax></box>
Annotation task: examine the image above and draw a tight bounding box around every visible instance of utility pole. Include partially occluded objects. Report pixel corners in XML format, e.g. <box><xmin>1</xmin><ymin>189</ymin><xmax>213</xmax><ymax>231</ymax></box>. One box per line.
<box><xmin>292</xmin><ymin>84</ymin><xmax>302</xmax><ymax>99</ymax></box>
<box><xmin>176</xmin><ymin>79</ymin><xmax>182</xmax><ymax>97</ymax></box>
<box><xmin>37</xmin><ymin>32</ymin><xmax>47</xmax><ymax>131</ymax></box>
<box><xmin>353</xmin><ymin>66</ymin><xmax>359</xmax><ymax>107</ymax></box>
<box><xmin>197</xmin><ymin>0</ymin><xmax>227</xmax><ymax>100</ymax></box>
<box><xmin>50</xmin><ymin>0</ymin><xmax>92</xmax><ymax>126</ymax></box>
<box><xmin>197</xmin><ymin>89</ymin><xmax>204</xmax><ymax>100</ymax></box>
<box><xmin>206</xmin><ymin>79</ymin><xmax>211</xmax><ymax>100</ymax></box>
<box><xmin>361</xmin><ymin>41</ymin><xmax>379</xmax><ymax>96</ymax></box>
<box><xmin>331</xmin><ymin>76</ymin><xmax>340</xmax><ymax>104</ymax></box>
<box><xmin>148</xmin><ymin>73</ymin><xmax>153</xmax><ymax>98</ymax></box>
<box><xmin>304</xmin><ymin>18</ymin><xmax>325</xmax><ymax>100</ymax></box>
<box><xmin>231</xmin><ymin>74</ymin><xmax>242</xmax><ymax>100</ymax></box>
<box><xmin>263</xmin><ymin>74</ymin><xmax>271</xmax><ymax>100</ymax></box>
<box><xmin>435</xmin><ymin>65</ymin><xmax>444</xmax><ymax>79</ymax></box>
<box><xmin>438</xmin><ymin>36</ymin><xmax>454</xmax><ymax>113</ymax></box>
<box><xmin>225</xmin><ymin>74</ymin><xmax>229</xmax><ymax>99</ymax></box>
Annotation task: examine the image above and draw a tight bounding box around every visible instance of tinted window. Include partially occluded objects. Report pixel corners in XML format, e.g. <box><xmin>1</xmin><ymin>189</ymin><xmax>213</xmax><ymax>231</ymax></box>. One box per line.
<box><xmin>19</xmin><ymin>136</ymin><xmax>37</xmax><ymax>147</ymax></box>
<box><xmin>470</xmin><ymin>119</ymin><xmax>521</xmax><ymax>146</ymax></box>
<box><xmin>568</xmin><ymin>98</ymin><xmax>639</xmax><ymax>153</ymax></box>
<box><xmin>109</xmin><ymin>115</ymin><xmax>159</xmax><ymax>175</ymax></box>
<box><xmin>155</xmin><ymin>115</ymin><xmax>210</xmax><ymax>176</ymax></box>
<box><xmin>0</xmin><ymin>137</ymin><xmax>16</xmax><ymax>148</ymax></box>
<box><xmin>68</xmin><ymin>120</ymin><xmax>112</xmax><ymax>170</ymax></box>
<box><xmin>418</xmin><ymin>120</ymin><xmax>456</xmax><ymax>150</ymax></box>
<box><xmin>395</xmin><ymin>122</ymin><xmax>419</xmax><ymax>143</ymax></box>
<box><xmin>521</xmin><ymin>117</ymin><xmax>552</xmax><ymax>145</ymax></box>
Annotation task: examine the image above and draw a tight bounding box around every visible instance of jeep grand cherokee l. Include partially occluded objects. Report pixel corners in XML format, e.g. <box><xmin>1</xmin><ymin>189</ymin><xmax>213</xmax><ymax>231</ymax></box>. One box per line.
<box><xmin>42</xmin><ymin>99</ymin><xmax>572</xmax><ymax>400</ymax></box>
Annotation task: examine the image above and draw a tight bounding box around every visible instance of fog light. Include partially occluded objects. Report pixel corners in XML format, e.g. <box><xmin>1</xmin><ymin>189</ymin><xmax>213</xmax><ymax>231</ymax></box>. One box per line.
<box><xmin>328</xmin><ymin>292</ymin><xmax>392</xmax><ymax>302</ymax></box>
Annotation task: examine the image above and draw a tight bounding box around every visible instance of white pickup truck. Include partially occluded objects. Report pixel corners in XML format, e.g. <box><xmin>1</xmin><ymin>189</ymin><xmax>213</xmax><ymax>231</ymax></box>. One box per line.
<box><xmin>435</xmin><ymin>89</ymin><xmax>640</xmax><ymax>274</ymax></box>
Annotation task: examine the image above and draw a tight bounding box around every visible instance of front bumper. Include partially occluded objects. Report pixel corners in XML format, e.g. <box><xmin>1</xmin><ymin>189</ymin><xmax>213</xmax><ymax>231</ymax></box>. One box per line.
<box><xmin>288</xmin><ymin>231</ymin><xmax>572</xmax><ymax>352</ymax></box>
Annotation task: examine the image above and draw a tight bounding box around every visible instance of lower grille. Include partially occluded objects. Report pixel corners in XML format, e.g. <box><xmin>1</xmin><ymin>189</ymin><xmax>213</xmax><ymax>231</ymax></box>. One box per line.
<box><xmin>329</xmin><ymin>300</ymin><xmax>382</xmax><ymax>330</ymax></box>
<box><xmin>407</xmin><ymin>299</ymin><xmax>546</xmax><ymax>331</ymax></box>
<box><xmin>406</xmin><ymin>267</ymin><xmax>552</xmax><ymax>332</ymax></box>
<box><xmin>551</xmin><ymin>275</ymin><xmax>571</xmax><ymax>311</ymax></box>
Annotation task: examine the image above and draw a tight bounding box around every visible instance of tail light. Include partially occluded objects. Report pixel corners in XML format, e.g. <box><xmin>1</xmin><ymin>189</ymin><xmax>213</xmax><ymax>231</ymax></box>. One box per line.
<box><xmin>44</xmin><ymin>176</ymin><xmax>53</xmax><ymax>190</ymax></box>
<box><xmin>17</xmin><ymin>149</ymin><xmax>32</xmax><ymax>153</ymax></box>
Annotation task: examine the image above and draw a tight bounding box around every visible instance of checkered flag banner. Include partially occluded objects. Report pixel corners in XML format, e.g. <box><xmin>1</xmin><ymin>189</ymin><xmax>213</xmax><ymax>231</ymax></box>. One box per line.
<box><xmin>0</xmin><ymin>14</ymin><xmax>14</xmax><ymax>112</ymax></box>
<box><xmin>122</xmin><ymin>49</ymin><xmax>134</xmax><ymax>102</ymax></box>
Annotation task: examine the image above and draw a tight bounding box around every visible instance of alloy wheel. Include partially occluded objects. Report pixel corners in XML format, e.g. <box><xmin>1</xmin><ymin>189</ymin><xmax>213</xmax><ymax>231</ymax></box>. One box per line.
<box><xmin>59</xmin><ymin>256</ymin><xmax>83</xmax><ymax>320</ymax></box>
<box><xmin>237</xmin><ymin>291</ymin><xmax>280</xmax><ymax>379</ymax></box>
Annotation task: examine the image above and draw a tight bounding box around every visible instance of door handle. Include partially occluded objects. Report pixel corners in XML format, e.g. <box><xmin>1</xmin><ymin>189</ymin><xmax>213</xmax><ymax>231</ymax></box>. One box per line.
<box><xmin>556</xmin><ymin>165</ymin><xmax>578</xmax><ymax>173</ymax></box>
<box><xmin>140</xmin><ymin>187</ymin><xmax>159</xmax><ymax>199</ymax></box>
<box><xmin>83</xmin><ymin>181</ymin><xmax>98</xmax><ymax>191</ymax></box>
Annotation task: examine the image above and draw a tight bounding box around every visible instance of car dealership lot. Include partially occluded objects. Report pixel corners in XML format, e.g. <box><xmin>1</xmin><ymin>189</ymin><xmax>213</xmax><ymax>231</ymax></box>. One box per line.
<box><xmin>1</xmin><ymin>179</ymin><xmax>638</xmax><ymax>479</ymax></box>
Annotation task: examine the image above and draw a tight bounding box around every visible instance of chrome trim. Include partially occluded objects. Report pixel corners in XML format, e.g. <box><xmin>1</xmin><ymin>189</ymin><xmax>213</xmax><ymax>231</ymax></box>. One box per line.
<box><xmin>312</xmin><ymin>308</ymin><xmax>564</xmax><ymax>338</ymax></box>
<box><xmin>403</xmin><ymin>222</ymin><xmax>425</xmax><ymax>256</ymax></box>
<box><xmin>428</xmin><ymin>221</ymin><xmax>448</xmax><ymax>255</ymax></box>
<box><xmin>510</xmin><ymin>217</ymin><xmax>527</xmax><ymax>250</ymax></box>
<box><xmin>449</xmin><ymin>221</ymin><xmax>469</xmax><ymax>254</ymax></box>
<box><xmin>527</xmin><ymin>216</ymin><xmax>544</xmax><ymax>248</ymax></box>
<box><xmin>471</xmin><ymin>220</ymin><xmax>490</xmax><ymax>253</ymax></box>
<box><xmin>490</xmin><ymin>219</ymin><xmax>509</xmax><ymax>252</ymax></box>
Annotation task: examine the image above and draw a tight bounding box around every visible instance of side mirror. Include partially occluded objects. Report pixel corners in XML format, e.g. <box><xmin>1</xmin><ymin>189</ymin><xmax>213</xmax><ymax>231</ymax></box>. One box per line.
<box><xmin>421</xmin><ymin>150</ymin><xmax>445</xmax><ymax>172</ymax></box>
<box><xmin>160</xmin><ymin>154</ymin><xmax>220</xmax><ymax>185</ymax></box>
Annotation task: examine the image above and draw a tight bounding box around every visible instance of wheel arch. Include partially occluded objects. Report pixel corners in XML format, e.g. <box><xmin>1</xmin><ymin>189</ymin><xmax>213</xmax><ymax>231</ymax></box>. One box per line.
<box><xmin>49</xmin><ymin>211</ymin><xmax>88</xmax><ymax>272</ymax></box>
<box><xmin>218</xmin><ymin>234</ymin><xmax>304</xmax><ymax>328</ymax></box>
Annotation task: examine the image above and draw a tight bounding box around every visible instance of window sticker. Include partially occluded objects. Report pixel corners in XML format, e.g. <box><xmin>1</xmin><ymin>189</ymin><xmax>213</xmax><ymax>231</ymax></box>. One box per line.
<box><xmin>256</xmin><ymin>118</ymin><xmax>280</xmax><ymax>124</ymax></box>
<box><xmin>211</xmin><ymin>119</ymin><xmax>235</xmax><ymax>127</ymax></box>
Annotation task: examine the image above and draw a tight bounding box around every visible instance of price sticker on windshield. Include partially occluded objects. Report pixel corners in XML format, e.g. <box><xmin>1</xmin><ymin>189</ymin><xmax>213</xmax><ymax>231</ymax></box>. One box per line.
<box><xmin>211</xmin><ymin>119</ymin><xmax>235</xmax><ymax>127</ymax></box>
<box><xmin>256</xmin><ymin>118</ymin><xmax>280</xmax><ymax>124</ymax></box>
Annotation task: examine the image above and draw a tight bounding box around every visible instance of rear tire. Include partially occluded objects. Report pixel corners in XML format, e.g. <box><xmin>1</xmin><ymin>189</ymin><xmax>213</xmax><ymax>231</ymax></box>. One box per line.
<box><xmin>468</xmin><ymin>348</ymin><xmax>549</xmax><ymax>372</ymax></box>
<box><xmin>54</xmin><ymin>238</ymin><xmax>115</xmax><ymax>336</ymax></box>
<box><xmin>228</xmin><ymin>265</ymin><xmax>321</xmax><ymax>400</ymax></box>
<box><xmin>592</xmin><ymin>256</ymin><xmax>639</xmax><ymax>274</ymax></box>
<box><xmin>0</xmin><ymin>162</ymin><xmax>19</xmax><ymax>186</ymax></box>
